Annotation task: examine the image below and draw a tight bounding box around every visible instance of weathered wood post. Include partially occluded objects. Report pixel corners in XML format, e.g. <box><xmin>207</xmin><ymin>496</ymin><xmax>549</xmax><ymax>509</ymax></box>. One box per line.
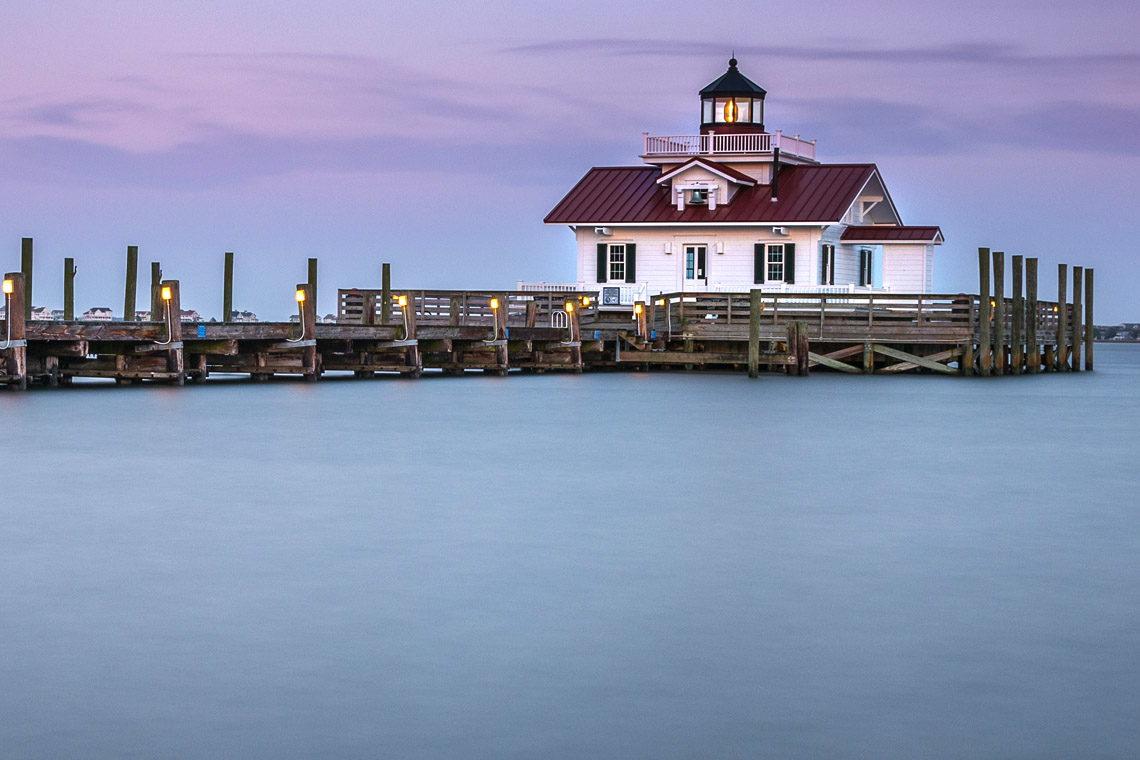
<box><xmin>795</xmin><ymin>321</ymin><xmax>810</xmax><ymax>376</ymax></box>
<box><xmin>399</xmin><ymin>292</ymin><xmax>422</xmax><ymax>377</ymax></box>
<box><xmin>786</xmin><ymin>321</ymin><xmax>801</xmax><ymax>376</ymax></box>
<box><xmin>223</xmin><ymin>251</ymin><xmax>234</xmax><ymax>322</ymax></box>
<box><xmin>1071</xmin><ymin>266</ymin><xmax>1083</xmax><ymax>371</ymax></box>
<box><xmin>748</xmin><ymin>289</ymin><xmax>761</xmax><ymax>378</ymax></box>
<box><xmin>161</xmin><ymin>279</ymin><xmax>185</xmax><ymax>386</ymax></box>
<box><xmin>63</xmin><ymin>257</ymin><xmax>76</xmax><ymax>321</ymax></box>
<box><xmin>361</xmin><ymin>293</ymin><xmax>376</xmax><ymax>326</ymax></box>
<box><xmin>149</xmin><ymin>262</ymin><xmax>163</xmax><ymax>319</ymax></box>
<box><xmin>124</xmin><ymin>245</ymin><xmax>138</xmax><ymax>321</ymax></box>
<box><xmin>992</xmin><ymin>250</ymin><xmax>1005</xmax><ymax>376</ymax></box>
<box><xmin>381</xmin><ymin>263</ymin><xmax>392</xmax><ymax>326</ymax></box>
<box><xmin>307</xmin><ymin>258</ymin><xmax>318</xmax><ymax>318</ymax></box>
<box><xmin>20</xmin><ymin>238</ymin><xmax>33</xmax><ymax>321</ymax></box>
<box><xmin>1011</xmin><ymin>254</ymin><xmax>1024</xmax><ymax>374</ymax></box>
<box><xmin>297</xmin><ymin>282</ymin><xmax>318</xmax><ymax>382</ymax></box>
<box><xmin>2</xmin><ymin>272</ymin><xmax>28</xmax><ymax>390</ymax></box>
<box><xmin>634</xmin><ymin>300</ymin><xmax>648</xmax><ymax>342</ymax></box>
<box><xmin>978</xmin><ymin>247</ymin><xmax>992</xmax><ymax>376</ymax></box>
<box><xmin>494</xmin><ymin>293</ymin><xmax>509</xmax><ymax>375</ymax></box>
<box><xmin>524</xmin><ymin>300</ymin><xmax>538</xmax><ymax>328</ymax></box>
<box><xmin>1026</xmin><ymin>257</ymin><xmax>1039</xmax><ymax>373</ymax></box>
<box><xmin>1084</xmin><ymin>269</ymin><xmax>1094</xmax><ymax>371</ymax></box>
<box><xmin>1056</xmin><ymin>264</ymin><xmax>1068</xmax><ymax>371</ymax></box>
<box><xmin>567</xmin><ymin>298</ymin><xmax>583</xmax><ymax>373</ymax></box>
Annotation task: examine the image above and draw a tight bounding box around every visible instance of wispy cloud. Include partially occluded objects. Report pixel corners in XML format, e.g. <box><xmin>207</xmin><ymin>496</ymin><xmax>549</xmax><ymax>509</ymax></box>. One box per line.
<box><xmin>503</xmin><ymin>37</ymin><xmax>1140</xmax><ymax>69</ymax></box>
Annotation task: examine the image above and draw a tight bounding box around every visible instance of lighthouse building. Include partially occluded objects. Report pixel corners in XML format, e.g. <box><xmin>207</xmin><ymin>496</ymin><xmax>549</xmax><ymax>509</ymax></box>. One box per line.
<box><xmin>540</xmin><ymin>59</ymin><xmax>943</xmax><ymax>305</ymax></box>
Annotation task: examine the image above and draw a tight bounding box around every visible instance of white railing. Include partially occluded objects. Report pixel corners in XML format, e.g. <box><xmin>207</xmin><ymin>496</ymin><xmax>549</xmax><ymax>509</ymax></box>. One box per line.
<box><xmin>709</xmin><ymin>283</ymin><xmax>889</xmax><ymax>294</ymax></box>
<box><xmin>642</xmin><ymin>130</ymin><xmax>816</xmax><ymax>160</ymax></box>
<box><xmin>516</xmin><ymin>281</ymin><xmax>649</xmax><ymax>307</ymax></box>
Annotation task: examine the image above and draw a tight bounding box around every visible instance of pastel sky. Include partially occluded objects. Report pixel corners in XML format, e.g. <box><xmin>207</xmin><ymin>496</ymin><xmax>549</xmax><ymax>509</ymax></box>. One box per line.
<box><xmin>2</xmin><ymin>0</ymin><xmax>1138</xmax><ymax>321</ymax></box>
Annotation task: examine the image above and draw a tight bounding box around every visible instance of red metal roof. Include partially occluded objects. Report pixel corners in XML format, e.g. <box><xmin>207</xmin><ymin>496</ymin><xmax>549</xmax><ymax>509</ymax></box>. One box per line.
<box><xmin>842</xmin><ymin>226</ymin><xmax>943</xmax><ymax>243</ymax></box>
<box><xmin>545</xmin><ymin>164</ymin><xmax>878</xmax><ymax>225</ymax></box>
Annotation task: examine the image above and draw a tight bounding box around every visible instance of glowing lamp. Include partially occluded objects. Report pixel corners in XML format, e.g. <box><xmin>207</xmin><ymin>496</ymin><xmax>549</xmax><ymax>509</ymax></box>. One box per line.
<box><xmin>161</xmin><ymin>286</ymin><xmax>173</xmax><ymax>301</ymax></box>
<box><xmin>397</xmin><ymin>295</ymin><xmax>408</xmax><ymax>308</ymax></box>
<box><xmin>490</xmin><ymin>298</ymin><xmax>500</xmax><ymax>310</ymax></box>
<box><xmin>295</xmin><ymin>289</ymin><xmax>306</xmax><ymax>303</ymax></box>
<box><xmin>724</xmin><ymin>98</ymin><xmax>738</xmax><ymax>123</ymax></box>
<box><xmin>580</xmin><ymin>296</ymin><xmax>591</xmax><ymax>307</ymax></box>
<box><xmin>633</xmin><ymin>303</ymin><xmax>643</xmax><ymax>315</ymax></box>
<box><xmin>2</xmin><ymin>279</ymin><xmax>12</xmax><ymax>295</ymax></box>
<box><xmin>564</xmin><ymin>301</ymin><xmax>574</xmax><ymax>313</ymax></box>
<box><xmin>655</xmin><ymin>298</ymin><xmax>665</xmax><ymax>307</ymax></box>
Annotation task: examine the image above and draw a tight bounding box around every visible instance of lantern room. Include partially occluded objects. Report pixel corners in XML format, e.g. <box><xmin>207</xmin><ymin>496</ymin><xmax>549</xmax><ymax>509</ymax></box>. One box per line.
<box><xmin>699</xmin><ymin>57</ymin><xmax>766</xmax><ymax>135</ymax></box>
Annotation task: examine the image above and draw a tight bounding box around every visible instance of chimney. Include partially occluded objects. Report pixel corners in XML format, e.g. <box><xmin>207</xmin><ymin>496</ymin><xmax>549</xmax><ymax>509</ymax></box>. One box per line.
<box><xmin>770</xmin><ymin>148</ymin><xmax>781</xmax><ymax>200</ymax></box>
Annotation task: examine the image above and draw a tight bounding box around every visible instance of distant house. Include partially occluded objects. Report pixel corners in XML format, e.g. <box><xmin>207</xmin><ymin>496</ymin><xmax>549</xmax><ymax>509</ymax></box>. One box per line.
<box><xmin>179</xmin><ymin>309</ymin><xmax>201</xmax><ymax>322</ymax></box>
<box><xmin>30</xmin><ymin>306</ymin><xmax>55</xmax><ymax>320</ymax></box>
<box><xmin>82</xmin><ymin>307</ymin><xmax>114</xmax><ymax>321</ymax></box>
<box><xmin>135</xmin><ymin>310</ymin><xmax>153</xmax><ymax>321</ymax></box>
<box><xmin>230</xmin><ymin>310</ymin><xmax>259</xmax><ymax>322</ymax></box>
<box><xmin>539</xmin><ymin>58</ymin><xmax>943</xmax><ymax>304</ymax></box>
<box><xmin>51</xmin><ymin>309</ymin><xmax>65</xmax><ymax>320</ymax></box>
<box><xmin>322</xmin><ymin>313</ymin><xmax>338</xmax><ymax>323</ymax></box>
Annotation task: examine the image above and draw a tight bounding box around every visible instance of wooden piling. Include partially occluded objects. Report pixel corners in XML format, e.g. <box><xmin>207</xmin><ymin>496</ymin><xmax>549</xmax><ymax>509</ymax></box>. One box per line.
<box><xmin>124</xmin><ymin>245</ymin><xmax>138</xmax><ymax>321</ymax></box>
<box><xmin>149</xmin><ymin>262</ymin><xmax>163</xmax><ymax>319</ymax></box>
<box><xmin>381</xmin><ymin>263</ymin><xmax>392</xmax><ymax>326</ymax></box>
<box><xmin>748</xmin><ymin>289</ymin><xmax>761</xmax><ymax>378</ymax></box>
<box><xmin>795</xmin><ymin>321</ymin><xmax>810</xmax><ymax>376</ymax></box>
<box><xmin>978</xmin><ymin>248</ymin><xmax>992</xmax><ymax>376</ymax></box>
<box><xmin>297</xmin><ymin>282</ymin><xmax>318</xmax><ymax>382</ymax></box>
<box><xmin>493</xmin><ymin>294</ymin><xmax>509</xmax><ymax>375</ymax></box>
<box><xmin>1011</xmin><ymin>255</ymin><xmax>1023</xmax><ymax>374</ymax></box>
<box><xmin>634</xmin><ymin>300</ymin><xmax>648</xmax><ymax>342</ymax></box>
<box><xmin>2</xmin><ymin>272</ymin><xmax>28</xmax><ymax>389</ymax></box>
<box><xmin>1057</xmin><ymin>264</ymin><xmax>1068</xmax><ymax>371</ymax></box>
<box><xmin>1071</xmin><ymin>266</ymin><xmax>1082</xmax><ymax>371</ymax></box>
<box><xmin>307</xmin><ymin>258</ymin><xmax>318</xmax><ymax>318</ymax></box>
<box><xmin>1084</xmin><ymin>269</ymin><xmax>1094</xmax><ymax>371</ymax></box>
<box><xmin>223</xmin><ymin>251</ymin><xmax>234</xmax><ymax>322</ymax></box>
<box><xmin>992</xmin><ymin>250</ymin><xmax>1005</xmax><ymax>376</ymax></box>
<box><xmin>20</xmin><ymin>238</ymin><xmax>33</xmax><ymax>321</ymax></box>
<box><xmin>1026</xmin><ymin>257</ymin><xmax>1039</xmax><ymax>373</ymax></box>
<box><xmin>63</xmin><ymin>258</ymin><xmax>76</xmax><ymax>321</ymax></box>
<box><xmin>161</xmin><ymin>279</ymin><xmax>185</xmax><ymax>386</ymax></box>
<box><xmin>568</xmin><ymin>300</ymin><xmax>583</xmax><ymax>373</ymax></box>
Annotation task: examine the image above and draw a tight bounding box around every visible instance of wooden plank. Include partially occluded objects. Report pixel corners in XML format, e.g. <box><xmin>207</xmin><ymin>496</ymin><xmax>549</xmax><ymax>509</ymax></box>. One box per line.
<box><xmin>616</xmin><ymin>351</ymin><xmax>788</xmax><ymax>364</ymax></box>
<box><xmin>877</xmin><ymin>347</ymin><xmax>962</xmax><ymax>374</ymax></box>
<box><xmin>872</xmin><ymin>344</ymin><xmax>956</xmax><ymax>374</ymax></box>
<box><xmin>808</xmin><ymin>351</ymin><xmax>860</xmax><ymax>373</ymax></box>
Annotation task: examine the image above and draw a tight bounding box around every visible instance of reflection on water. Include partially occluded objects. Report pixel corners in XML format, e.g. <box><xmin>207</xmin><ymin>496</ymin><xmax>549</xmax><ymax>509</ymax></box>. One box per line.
<box><xmin>2</xmin><ymin>346</ymin><xmax>1138</xmax><ymax>759</ymax></box>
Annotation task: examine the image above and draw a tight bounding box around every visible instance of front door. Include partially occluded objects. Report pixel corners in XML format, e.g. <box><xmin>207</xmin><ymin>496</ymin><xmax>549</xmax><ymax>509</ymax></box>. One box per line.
<box><xmin>683</xmin><ymin>245</ymin><xmax>707</xmax><ymax>291</ymax></box>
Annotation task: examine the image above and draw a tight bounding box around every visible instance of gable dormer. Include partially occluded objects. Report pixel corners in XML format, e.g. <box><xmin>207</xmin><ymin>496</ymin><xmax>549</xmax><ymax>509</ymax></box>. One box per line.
<box><xmin>656</xmin><ymin>158</ymin><xmax>756</xmax><ymax>211</ymax></box>
<box><xmin>843</xmin><ymin>169</ymin><xmax>903</xmax><ymax>225</ymax></box>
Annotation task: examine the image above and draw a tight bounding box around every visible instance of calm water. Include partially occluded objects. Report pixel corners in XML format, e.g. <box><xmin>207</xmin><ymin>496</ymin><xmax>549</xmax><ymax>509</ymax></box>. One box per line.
<box><xmin>2</xmin><ymin>347</ymin><xmax>1138</xmax><ymax>759</ymax></box>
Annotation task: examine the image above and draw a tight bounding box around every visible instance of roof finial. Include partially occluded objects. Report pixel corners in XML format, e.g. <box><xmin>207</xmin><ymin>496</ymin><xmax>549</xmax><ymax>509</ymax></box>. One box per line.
<box><xmin>729</xmin><ymin>52</ymin><xmax>737</xmax><ymax>68</ymax></box>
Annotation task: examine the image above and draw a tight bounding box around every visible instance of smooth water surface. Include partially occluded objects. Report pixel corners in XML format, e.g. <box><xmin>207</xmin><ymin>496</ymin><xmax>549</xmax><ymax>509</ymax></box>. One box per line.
<box><xmin>2</xmin><ymin>347</ymin><xmax>1138</xmax><ymax>759</ymax></box>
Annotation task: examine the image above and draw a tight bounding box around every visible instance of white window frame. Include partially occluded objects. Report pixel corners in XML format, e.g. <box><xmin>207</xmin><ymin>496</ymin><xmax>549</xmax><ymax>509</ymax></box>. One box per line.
<box><xmin>683</xmin><ymin>244</ymin><xmax>707</xmax><ymax>281</ymax></box>
<box><xmin>766</xmin><ymin>243</ymin><xmax>785</xmax><ymax>283</ymax></box>
<box><xmin>607</xmin><ymin>244</ymin><xmax>626</xmax><ymax>283</ymax></box>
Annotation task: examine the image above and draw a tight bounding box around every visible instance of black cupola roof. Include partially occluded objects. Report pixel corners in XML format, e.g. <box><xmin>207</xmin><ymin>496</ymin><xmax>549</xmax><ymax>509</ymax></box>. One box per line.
<box><xmin>699</xmin><ymin>58</ymin><xmax>767</xmax><ymax>98</ymax></box>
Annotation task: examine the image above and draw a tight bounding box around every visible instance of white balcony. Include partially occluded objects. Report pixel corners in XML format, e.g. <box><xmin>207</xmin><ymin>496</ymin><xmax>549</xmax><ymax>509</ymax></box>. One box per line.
<box><xmin>642</xmin><ymin>131</ymin><xmax>817</xmax><ymax>161</ymax></box>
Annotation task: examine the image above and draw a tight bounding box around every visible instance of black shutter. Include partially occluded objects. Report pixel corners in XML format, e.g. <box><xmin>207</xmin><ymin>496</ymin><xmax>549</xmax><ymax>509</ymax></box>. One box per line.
<box><xmin>865</xmin><ymin>249</ymin><xmax>873</xmax><ymax>286</ymax></box>
<box><xmin>597</xmin><ymin>243</ymin><xmax>607</xmax><ymax>283</ymax></box>
<box><xmin>697</xmin><ymin>247</ymin><xmax>707</xmax><ymax>281</ymax></box>
<box><xmin>828</xmin><ymin>246</ymin><xmax>836</xmax><ymax>285</ymax></box>
<box><xmin>859</xmin><ymin>249</ymin><xmax>870</xmax><ymax>286</ymax></box>
<box><xmin>821</xmin><ymin>245</ymin><xmax>829</xmax><ymax>285</ymax></box>
<box><xmin>784</xmin><ymin>243</ymin><xmax>796</xmax><ymax>284</ymax></box>
<box><xmin>625</xmin><ymin>243</ymin><xmax>636</xmax><ymax>283</ymax></box>
<box><xmin>754</xmin><ymin>243</ymin><xmax>765</xmax><ymax>284</ymax></box>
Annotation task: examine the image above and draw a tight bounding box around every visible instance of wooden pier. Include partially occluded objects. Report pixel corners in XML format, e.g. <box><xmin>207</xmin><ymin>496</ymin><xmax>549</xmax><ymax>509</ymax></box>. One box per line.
<box><xmin>1</xmin><ymin>247</ymin><xmax>1095</xmax><ymax>390</ymax></box>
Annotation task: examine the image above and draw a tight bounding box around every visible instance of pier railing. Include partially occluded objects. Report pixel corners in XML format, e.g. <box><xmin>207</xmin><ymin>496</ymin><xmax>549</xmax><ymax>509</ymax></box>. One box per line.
<box><xmin>338</xmin><ymin>289</ymin><xmax>599</xmax><ymax>328</ymax></box>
